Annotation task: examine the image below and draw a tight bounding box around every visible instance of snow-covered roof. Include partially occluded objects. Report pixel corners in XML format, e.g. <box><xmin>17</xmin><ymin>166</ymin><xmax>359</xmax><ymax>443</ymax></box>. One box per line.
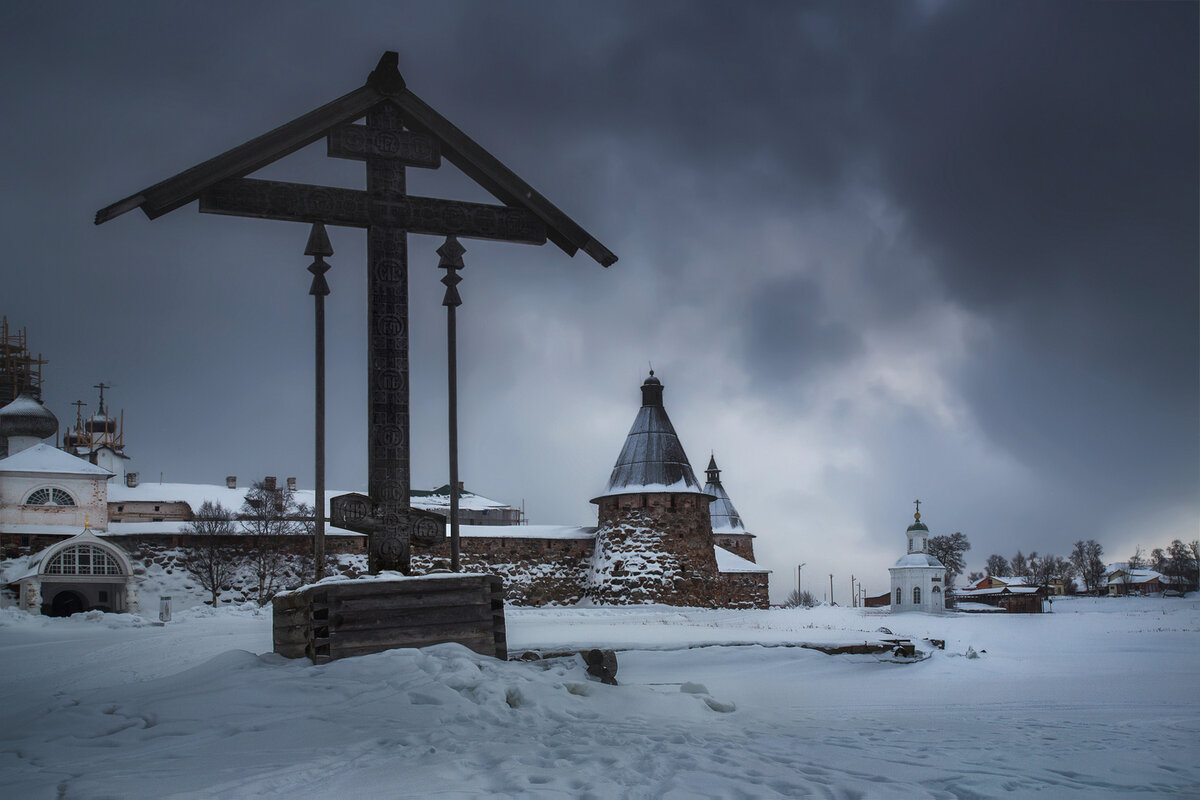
<box><xmin>955</xmin><ymin>586</ymin><xmax>1041</xmax><ymax>597</ymax></box>
<box><xmin>1105</xmin><ymin>569</ymin><xmax>1165</xmax><ymax>585</ymax></box>
<box><xmin>714</xmin><ymin>545</ymin><xmax>770</xmax><ymax>574</ymax></box>
<box><xmin>0</xmin><ymin>443</ymin><xmax>112</xmax><ymax>477</ymax></box>
<box><xmin>108</xmin><ymin>482</ymin><xmax>517</xmax><ymax>517</ymax></box>
<box><xmin>891</xmin><ymin>553</ymin><xmax>944</xmax><ymax>569</ymax></box>
<box><xmin>596</xmin><ymin>373</ymin><xmax>705</xmax><ymax>499</ymax></box>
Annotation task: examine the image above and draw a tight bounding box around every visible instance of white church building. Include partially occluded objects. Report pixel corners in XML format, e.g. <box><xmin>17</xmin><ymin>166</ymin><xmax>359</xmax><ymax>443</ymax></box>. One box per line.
<box><xmin>889</xmin><ymin>503</ymin><xmax>945</xmax><ymax>613</ymax></box>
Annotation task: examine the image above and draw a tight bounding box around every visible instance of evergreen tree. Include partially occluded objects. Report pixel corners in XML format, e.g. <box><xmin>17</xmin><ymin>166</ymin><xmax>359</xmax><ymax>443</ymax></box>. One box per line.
<box><xmin>927</xmin><ymin>532</ymin><xmax>970</xmax><ymax>589</ymax></box>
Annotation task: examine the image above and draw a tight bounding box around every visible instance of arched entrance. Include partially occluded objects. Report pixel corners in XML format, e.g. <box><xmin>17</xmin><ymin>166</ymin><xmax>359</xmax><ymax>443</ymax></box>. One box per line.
<box><xmin>50</xmin><ymin>590</ymin><xmax>86</xmax><ymax>617</ymax></box>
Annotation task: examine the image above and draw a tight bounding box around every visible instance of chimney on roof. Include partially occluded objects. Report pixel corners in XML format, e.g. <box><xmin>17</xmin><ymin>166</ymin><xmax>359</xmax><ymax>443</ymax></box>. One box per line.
<box><xmin>125</xmin><ymin>472</ymin><xmax>139</xmax><ymax>488</ymax></box>
<box><xmin>226</xmin><ymin>475</ymin><xmax>237</xmax><ymax>489</ymax></box>
<box><xmin>264</xmin><ymin>476</ymin><xmax>277</xmax><ymax>491</ymax></box>
<box><xmin>286</xmin><ymin>477</ymin><xmax>296</xmax><ymax>491</ymax></box>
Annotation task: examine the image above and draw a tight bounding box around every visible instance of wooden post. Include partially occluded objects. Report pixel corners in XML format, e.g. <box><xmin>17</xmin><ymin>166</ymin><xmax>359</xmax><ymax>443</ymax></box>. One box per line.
<box><xmin>306</xmin><ymin>223</ymin><xmax>333</xmax><ymax>580</ymax></box>
<box><xmin>438</xmin><ymin>236</ymin><xmax>466</xmax><ymax>572</ymax></box>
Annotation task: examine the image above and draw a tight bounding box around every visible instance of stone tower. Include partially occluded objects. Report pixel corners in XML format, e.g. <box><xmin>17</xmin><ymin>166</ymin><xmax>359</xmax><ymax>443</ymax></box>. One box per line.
<box><xmin>702</xmin><ymin>455</ymin><xmax>757</xmax><ymax>563</ymax></box>
<box><xmin>587</xmin><ymin>372</ymin><xmax>721</xmax><ymax>606</ymax></box>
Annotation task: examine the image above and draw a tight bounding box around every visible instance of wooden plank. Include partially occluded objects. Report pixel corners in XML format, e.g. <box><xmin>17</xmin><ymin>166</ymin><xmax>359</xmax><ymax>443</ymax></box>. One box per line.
<box><xmin>328</xmin><ymin>588</ymin><xmax>490</xmax><ymax>613</ymax></box>
<box><xmin>304</xmin><ymin>576</ymin><xmax>500</xmax><ymax>600</ymax></box>
<box><xmin>200</xmin><ymin>179</ymin><xmax>371</xmax><ymax>227</ymax></box>
<box><xmin>272</xmin><ymin>606</ymin><xmax>310</xmax><ymax>626</ymax></box>
<box><xmin>325</xmin><ymin>633</ymin><xmax>498</xmax><ymax>662</ymax></box>
<box><xmin>330</xmin><ymin>619</ymin><xmax>495</xmax><ymax>649</ymax></box>
<box><xmin>96</xmin><ymin>85</ymin><xmax>383</xmax><ymax>224</ymax></box>
<box><xmin>274</xmin><ymin>642</ymin><xmax>308</xmax><ymax>660</ymax></box>
<box><xmin>328</xmin><ymin>125</ymin><xmax>440</xmax><ymax>167</ymax></box>
<box><xmin>200</xmin><ymin>178</ymin><xmax>546</xmax><ymax>244</ymax></box>
<box><xmin>330</xmin><ymin>603</ymin><xmax>494</xmax><ymax>632</ymax></box>
<box><xmin>392</xmin><ymin>89</ymin><xmax>616</xmax><ymax>266</ymax></box>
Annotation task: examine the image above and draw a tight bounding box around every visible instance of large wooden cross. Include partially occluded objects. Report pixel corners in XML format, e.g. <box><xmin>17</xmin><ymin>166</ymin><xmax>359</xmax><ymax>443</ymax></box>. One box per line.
<box><xmin>97</xmin><ymin>52</ymin><xmax>615</xmax><ymax>574</ymax></box>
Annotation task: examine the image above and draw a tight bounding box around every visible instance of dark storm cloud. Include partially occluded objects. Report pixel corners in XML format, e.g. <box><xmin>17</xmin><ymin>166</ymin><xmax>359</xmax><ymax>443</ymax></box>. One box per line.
<box><xmin>858</xmin><ymin>2</ymin><xmax>1199</xmax><ymax>508</ymax></box>
<box><xmin>744</xmin><ymin>274</ymin><xmax>863</xmax><ymax>389</ymax></box>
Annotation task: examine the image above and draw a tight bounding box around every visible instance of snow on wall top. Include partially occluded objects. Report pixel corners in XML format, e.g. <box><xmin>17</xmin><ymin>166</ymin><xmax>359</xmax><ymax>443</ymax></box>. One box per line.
<box><xmin>714</xmin><ymin>545</ymin><xmax>770</xmax><ymax>574</ymax></box>
<box><xmin>107</xmin><ymin>482</ymin><xmax>517</xmax><ymax>516</ymax></box>
<box><xmin>455</xmin><ymin>524</ymin><xmax>595</xmax><ymax>540</ymax></box>
<box><xmin>0</xmin><ymin>443</ymin><xmax>112</xmax><ymax>477</ymax></box>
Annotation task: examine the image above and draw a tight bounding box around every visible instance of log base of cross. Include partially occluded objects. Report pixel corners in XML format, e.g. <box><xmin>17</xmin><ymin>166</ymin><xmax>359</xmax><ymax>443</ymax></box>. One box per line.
<box><xmin>273</xmin><ymin>574</ymin><xmax>506</xmax><ymax>663</ymax></box>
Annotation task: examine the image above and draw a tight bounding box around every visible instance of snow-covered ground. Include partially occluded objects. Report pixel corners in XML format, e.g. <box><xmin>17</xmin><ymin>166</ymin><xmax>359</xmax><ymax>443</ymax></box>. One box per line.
<box><xmin>1</xmin><ymin>597</ymin><xmax>1197</xmax><ymax>798</ymax></box>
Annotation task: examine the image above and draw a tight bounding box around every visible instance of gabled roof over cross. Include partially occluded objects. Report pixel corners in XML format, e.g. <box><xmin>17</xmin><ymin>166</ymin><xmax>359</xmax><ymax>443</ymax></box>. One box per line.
<box><xmin>95</xmin><ymin>52</ymin><xmax>616</xmax><ymax>268</ymax></box>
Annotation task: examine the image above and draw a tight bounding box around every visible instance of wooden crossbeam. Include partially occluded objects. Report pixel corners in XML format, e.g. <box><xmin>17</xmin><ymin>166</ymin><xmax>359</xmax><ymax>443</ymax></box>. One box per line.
<box><xmin>199</xmin><ymin>178</ymin><xmax>547</xmax><ymax>244</ymax></box>
<box><xmin>327</xmin><ymin>124</ymin><xmax>440</xmax><ymax>167</ymax></box>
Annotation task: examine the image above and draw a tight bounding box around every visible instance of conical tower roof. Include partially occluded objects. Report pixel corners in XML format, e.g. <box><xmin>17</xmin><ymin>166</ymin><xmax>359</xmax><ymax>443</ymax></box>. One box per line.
<box><xmin>594</xmin><ymin>371</ymin><xmax>705</xmax><ymax>499</ymax></box>
<box><xmin>703</xmin><ymin>455</ymin><xmax>746</xmax><ymax>533</ymax></box>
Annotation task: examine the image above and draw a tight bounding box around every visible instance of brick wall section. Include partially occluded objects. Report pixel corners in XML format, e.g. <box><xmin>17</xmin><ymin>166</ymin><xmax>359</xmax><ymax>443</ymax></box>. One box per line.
<box><xmin>713</xmin><ymin>532</ymin><xmax>756</xmax><ymax>562</ymax></box>
<box><xmin>414</xmin><ymin>535</ymin><xmax>593</xmax><ymax>606</ymax></box>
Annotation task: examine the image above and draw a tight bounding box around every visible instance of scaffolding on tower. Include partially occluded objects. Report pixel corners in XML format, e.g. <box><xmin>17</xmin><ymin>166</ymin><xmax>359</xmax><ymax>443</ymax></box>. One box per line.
<box><xmin>0</xmin><ymin>316</ymin><xmax>48</xmax><ymax>403</ymax></box>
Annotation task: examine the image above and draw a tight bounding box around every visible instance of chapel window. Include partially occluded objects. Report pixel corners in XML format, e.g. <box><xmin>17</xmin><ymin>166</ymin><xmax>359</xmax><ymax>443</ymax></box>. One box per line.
<box><xmin>913</xmin><ymin>586</ymin><xmax>921</xmax><ymax>604</ymax></box>
<box><xmin>895</xmin><ymin>587</ymin><xmax>902</xmax><ymax>604</ymax></box>
<box><xmin>932</xmin><ymin>585</ymin><xmax>941</xmax><ymax>593</ymax></box>
<box><xmin>24</xmin><ymin>487</ymin><xmax>76</xmax><ymax>506</ymax></box>
<box><xmin>44</xmin><ymin>544</ymin><xmax>123</xmax><ymax>576</ymax></box>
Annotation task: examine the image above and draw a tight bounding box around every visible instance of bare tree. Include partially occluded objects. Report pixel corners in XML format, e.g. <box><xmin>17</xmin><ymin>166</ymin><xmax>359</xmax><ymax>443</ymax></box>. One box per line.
<box><xmin>180</xmin><ymin>501</ymin><xmax>238</xmax><ymax>607</ymax></box>
<box><xmin>1030</xmin><ymin>554</ymin><xmax>1074</xmax><ymax>594</ymax></box>
<box><xmin>1164</xmin><ymin>539</ymin><xmax>1198</xmax><ymax>595</ymax></box>
<box><xmin>1070</xmin><ymin>540</ymin><xmax>1105</xmax><ymax>594</ymax></box>
<box><xmin>1011</xmin><ymin>550</ymin><xmax>1029</xmax><ymax>578</ymax></box>
<box><xmin>985</xmin><ymin>554</ymin><xmax>1011</xmax><ymax>578</ymax></box>
<box><xmin>927</xmin><ymin>532</ymin><xmax>970</xmax><ymax>589</ymax></box>
<box><xmin>1128</xmin><ymin>545</ymin><xmax>1146</xmax><ymax>570</ymax></box>
<box><xmin>966</xmin><ymin>570</ymin><xmax>985</xmax><ymax>584</ymax></box>
<box><xmin>240</xmin><ymin>478</ymin><xmax>303</xmax><ymax>605</ymax></box>
<box><xmin>782</xmin><ymin>589</ymin><xmax>817</xmax><ymax>608</ymax></box>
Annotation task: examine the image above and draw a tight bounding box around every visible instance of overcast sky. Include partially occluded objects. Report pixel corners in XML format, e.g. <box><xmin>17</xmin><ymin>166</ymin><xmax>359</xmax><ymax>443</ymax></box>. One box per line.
<box><xmin>2</xmin><ymin>1</ymin><xmax>1195</xmax><ymax>602</ymax></box>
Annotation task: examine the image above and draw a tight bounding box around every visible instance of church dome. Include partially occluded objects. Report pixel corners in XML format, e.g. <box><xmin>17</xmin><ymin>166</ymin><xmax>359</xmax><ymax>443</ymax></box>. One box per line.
<box><xmin>0</xmin><ymin>391</ymin><xmax>58</xmax><ymax>440</ymax></box>
<box><xmin>906</xmin><ymin>520</ymin><xmax>929</xmax><ymax>532</ymax></box>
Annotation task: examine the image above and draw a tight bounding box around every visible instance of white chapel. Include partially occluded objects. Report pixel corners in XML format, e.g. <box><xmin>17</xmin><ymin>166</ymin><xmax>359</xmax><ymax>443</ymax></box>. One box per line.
<box><xmin>889</xmin><ymin>501</ymin><xmax>945</xmax><ymax>613</ymax></box>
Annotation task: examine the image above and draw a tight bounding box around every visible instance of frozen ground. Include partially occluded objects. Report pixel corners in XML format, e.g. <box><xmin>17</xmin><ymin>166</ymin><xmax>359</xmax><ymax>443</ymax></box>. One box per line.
<box><xmin>0</xmin><ymin>596</ymin><xmax>1197</xmax><ymax>798</ymax></box>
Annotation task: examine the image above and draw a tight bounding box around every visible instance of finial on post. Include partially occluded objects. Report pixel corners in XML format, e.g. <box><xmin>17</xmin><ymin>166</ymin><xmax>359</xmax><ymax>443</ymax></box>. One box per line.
<box><xmin>306</xmin><ymin>222</ymin><xmax>332</xmax><ymax>297</ymax></box>
<box><xmin>438</xmin><ymin>235</ymin><xmax>465</xmax><ymax>307</ymax></box>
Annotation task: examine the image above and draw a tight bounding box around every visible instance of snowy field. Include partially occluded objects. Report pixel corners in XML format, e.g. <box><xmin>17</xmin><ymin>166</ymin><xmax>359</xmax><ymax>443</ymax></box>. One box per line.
<box><xmin>1</xmin><ymin>597</ymin><xmax>1197</xmax><ymax>798</ymax></box>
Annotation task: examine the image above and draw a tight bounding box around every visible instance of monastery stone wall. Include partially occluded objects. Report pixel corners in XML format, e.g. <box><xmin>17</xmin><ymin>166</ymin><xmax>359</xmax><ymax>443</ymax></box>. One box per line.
<box><xmin>713</xmin><ymin>532</ymin><xmax>756</xmax><ymax>562</ymax></box>
<box><xmin>414</xmin><ymin>536</ymin><xmax>593</xmax><ymax>606</ymax></box>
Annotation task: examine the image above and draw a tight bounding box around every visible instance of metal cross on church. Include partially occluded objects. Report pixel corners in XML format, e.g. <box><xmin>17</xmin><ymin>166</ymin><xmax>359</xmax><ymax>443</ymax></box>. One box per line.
<box><xmin>96</xmin><ymin>52</ymin><xmax>616</xmax><ymax>574</ymax></box>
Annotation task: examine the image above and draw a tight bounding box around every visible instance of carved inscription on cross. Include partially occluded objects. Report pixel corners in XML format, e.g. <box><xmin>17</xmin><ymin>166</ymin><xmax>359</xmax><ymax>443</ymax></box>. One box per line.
<box><xmin>330</xmin><ymin>492</ymin><xmax>445</xmax><ymax>566</ymax></box>
<box><xmin>198</xmin><ymin>103</ymin><xmax>545</xmax><ymax>574</ymax></box>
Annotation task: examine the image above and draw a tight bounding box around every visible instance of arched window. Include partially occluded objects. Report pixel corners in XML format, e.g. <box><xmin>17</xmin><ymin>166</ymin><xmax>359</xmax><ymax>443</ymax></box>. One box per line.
<box><xmin>45</xmin><ymin>545</ymin><xmax>123</xmax><ymax>576</ymax></box>
<box><xmin>913</xmin><ymin>586</ymin><xmax>922</xmax><ymax>605</ymax></box>
<box><xmin>895</xmin><ymin>587</ymin><xmax>902</xmax><ymax>604</ymax></box>
<box><xmin>25</xmin><ymin>487</ymin><xmax>76</xmax><ymax>506</ymax></box>
<box><xmin>932</xmin><ymin>585</ymin><xmax>941</xmax><ymax>594</ymax></box>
